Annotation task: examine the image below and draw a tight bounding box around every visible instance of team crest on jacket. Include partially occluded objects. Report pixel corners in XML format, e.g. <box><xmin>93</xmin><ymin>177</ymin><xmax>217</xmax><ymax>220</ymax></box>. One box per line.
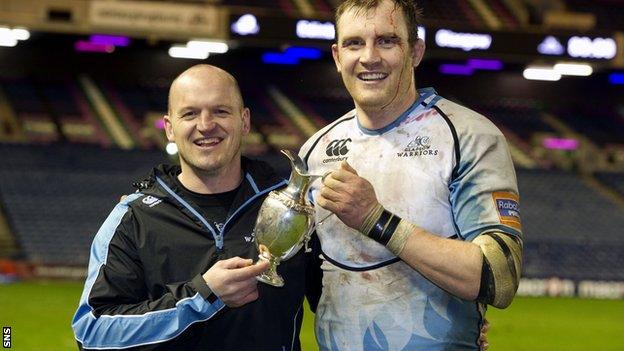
<box><xmin>323</xmin><ymin>138</ymin><xmax>351</xmax><ymax>163</ymax></box>
<box><xmin>398</xmin><ymin>135</ymin><xmax>439</xmax><ymax>157</ymax></box>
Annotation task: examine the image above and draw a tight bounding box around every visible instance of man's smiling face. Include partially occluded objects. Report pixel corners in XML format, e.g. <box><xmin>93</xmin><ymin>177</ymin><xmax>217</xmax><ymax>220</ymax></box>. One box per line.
<box><xmin>165</xmin><ymin>69</ymin><xmax>250</xmax><ymax>177</ymax></box>
<box><xmin>332</xmin><ymin>0</ymin><xmax>423</xmax><ymax>114</ymax></box>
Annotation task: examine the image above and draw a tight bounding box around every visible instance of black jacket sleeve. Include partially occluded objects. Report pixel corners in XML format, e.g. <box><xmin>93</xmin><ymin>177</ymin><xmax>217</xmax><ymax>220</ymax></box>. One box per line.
<box><xmin>72</xmin><ymin>201</ymin><xmax>223</xmax><ymax>350</ymax></box>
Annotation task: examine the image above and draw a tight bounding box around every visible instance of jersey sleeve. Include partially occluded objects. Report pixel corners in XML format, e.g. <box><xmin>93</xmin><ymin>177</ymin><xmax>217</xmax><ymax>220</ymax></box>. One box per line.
<box><xmin>447</xmin><ymin>109</ymin><xmax>523</xmax><ymax>242</ymax></box>
<box><xmin>72</xmin><ymin>194</ymin><xmax>224</xmax><ymax>350</ymax></box>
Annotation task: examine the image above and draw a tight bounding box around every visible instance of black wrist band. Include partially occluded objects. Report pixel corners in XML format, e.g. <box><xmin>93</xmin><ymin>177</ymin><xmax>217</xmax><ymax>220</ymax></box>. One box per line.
<box><xmin>378</xmin><ymin>214</ymin><xmax>401</xmax><ymax>246</ymax></box>
<box><xmin>368</xmin><ymin>209</ymin><xmax>391</xmax><ymax>242</ymax></box>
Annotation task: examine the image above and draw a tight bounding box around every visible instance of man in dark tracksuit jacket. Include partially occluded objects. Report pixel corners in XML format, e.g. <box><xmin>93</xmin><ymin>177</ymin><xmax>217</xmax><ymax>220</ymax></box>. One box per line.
<box><xmin>72</xmin><ymin>161</ymin><xmax>321</xmax><ymax>350</ymax></box>
<box><xmin>72</xmin><ymin>64</ymin><xmax>322</xmax><ymax>350</ymax></box>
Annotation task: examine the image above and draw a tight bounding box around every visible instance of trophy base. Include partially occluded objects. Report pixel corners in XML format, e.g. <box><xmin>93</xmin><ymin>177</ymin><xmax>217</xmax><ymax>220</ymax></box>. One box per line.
<box><xmin>256</xmin><ymin>272</ymin><xmax>284</xmax><ymax>287</ymax></box>
<box><xmin>256</xmin><ymin>254</ymin><xmax>284</xmax><ymax>287</ymax></box>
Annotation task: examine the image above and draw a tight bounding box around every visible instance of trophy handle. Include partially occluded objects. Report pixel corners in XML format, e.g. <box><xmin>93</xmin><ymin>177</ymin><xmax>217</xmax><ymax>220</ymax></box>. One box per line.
<box><xmin>281</xmin><ymin>215</ymin><xmax>316</xmax><ymax>259</ymax></box>
<box><xmin>303</xmin><ymin>222</ymin><xmax>314</xmax><ymax>253</ymax></box>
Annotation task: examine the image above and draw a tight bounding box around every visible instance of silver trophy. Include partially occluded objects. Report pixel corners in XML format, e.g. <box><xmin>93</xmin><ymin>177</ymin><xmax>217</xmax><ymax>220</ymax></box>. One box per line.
<box><xmin>255</xmin><ymin>150</ymin><xmax>317</xmax><ymax>287</ymax></box>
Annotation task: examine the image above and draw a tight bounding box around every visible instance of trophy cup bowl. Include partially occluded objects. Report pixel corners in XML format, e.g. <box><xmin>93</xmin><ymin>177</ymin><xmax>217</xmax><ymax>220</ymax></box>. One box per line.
<box><xmin>255</xmin><ymin>150</ymin><xmax>316</xmax><ymax>287</ymax></box>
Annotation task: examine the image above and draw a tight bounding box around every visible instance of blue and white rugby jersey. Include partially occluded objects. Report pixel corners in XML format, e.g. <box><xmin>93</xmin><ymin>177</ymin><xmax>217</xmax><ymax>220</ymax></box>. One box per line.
<box><xmin>299</xmin><ymin>88</ymin><xmax>522</xmax><ymax>351</ymax></box>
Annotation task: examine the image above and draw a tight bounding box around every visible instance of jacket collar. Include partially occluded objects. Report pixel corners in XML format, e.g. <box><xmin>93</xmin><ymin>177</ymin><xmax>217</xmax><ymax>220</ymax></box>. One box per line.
<box><xmin>137</xmin><ymin>157</ymin><xmax>286</xmax><ymax>223</ymax></box>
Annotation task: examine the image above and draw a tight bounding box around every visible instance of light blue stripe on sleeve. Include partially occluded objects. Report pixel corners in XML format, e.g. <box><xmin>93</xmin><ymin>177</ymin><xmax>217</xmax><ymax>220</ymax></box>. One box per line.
<box><xmin>72</xmin><ymin>193</ymin><xmax>225</xmax><ymax>349</ymax></box>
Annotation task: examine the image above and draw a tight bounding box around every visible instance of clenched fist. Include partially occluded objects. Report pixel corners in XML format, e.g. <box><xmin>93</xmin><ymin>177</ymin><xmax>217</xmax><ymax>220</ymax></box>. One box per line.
<box><xmin>316</xmin><ymin>161</ymin><xmax>379</xmax><ymax>230</ymax></box>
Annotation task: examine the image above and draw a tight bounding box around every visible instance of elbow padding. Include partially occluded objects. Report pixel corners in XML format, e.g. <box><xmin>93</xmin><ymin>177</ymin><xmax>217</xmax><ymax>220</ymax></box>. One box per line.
<box><xmin>474</xmin><ymin>232</ymin><xmax>523</xmax><ymax>308</ymax></box>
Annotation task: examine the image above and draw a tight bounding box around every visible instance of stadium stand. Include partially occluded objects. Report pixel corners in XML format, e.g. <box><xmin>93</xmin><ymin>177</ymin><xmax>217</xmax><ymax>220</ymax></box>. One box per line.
<box><xmin>1</xmin><ymin>78</ymin><xmax>60</xmax><ymax>142</ymax></box>
<box><xmin>556</xmin><ymin>108</ymin><xmax>624</xmax><ymax>147</ymax></box>
<box><xmin>475</xmin><ymin>99</ymin><xmax>557</xmax><ymax>141</ymax></box>
<box><xmin>225</xmin><ymin>0</ymin><xmax>282</xmax><ymax>7</ymax></box>
<box><xmin>419</xmin><ymin>0</ymin><xmax>485</xmax><ymax>27</ymax></box>
<box><xmin>112</xmin><ymin>81</ymin><xmax>168</xmax><ymax>123</ymax></box>
<box><xmin>298</xmin><ymin>94</ymin><xmax>353</xmax><ymax>124</ymax></box>
<box><xmin>0</xmin><ymin>143</ymin><xmax>169</xmax><ymax>265</ymax></box>
<box><xmin>484</xmin><ymin>0</ymin><xmax>523</xmax><ymax>28</ymax></box>
<box><xmin>518</xmin><ymin>168</ymin><xmax>624</xmax><ymax>281</ymax></box>
<box><xmin>565</xmin><ymin>0</ymin><xmax>624</xmax><ymax>30</ymax></box>
<box><xmin>224</xmin><ymin>0</ymin><xmax>300</xmax><ymax>16</ymax></box>
<box><xmin>247</xmin><ymin>87</ymin><xmax>307</xmax><ymax>148</ymax></box>
<box><xmin>98</xmin><ymin>81</ymin><xmax>155</xmax><ymax>149</ymax></box>
<box><xmin>0</xmin><ymin>77</ymin><xmax>111</xmax><ymax>145</ymax></box>
<box><xmin>595</xmin><ymin>171</ymin><xmax>624</xmax><ymax>198</ymax></box>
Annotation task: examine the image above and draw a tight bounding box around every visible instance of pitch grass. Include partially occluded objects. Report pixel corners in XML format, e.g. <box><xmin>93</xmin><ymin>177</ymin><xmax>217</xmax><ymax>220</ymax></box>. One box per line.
<box><xmin>1</xmin><ymin>281</ymin><xmax>623</xmax><ymax>350</ymax></box>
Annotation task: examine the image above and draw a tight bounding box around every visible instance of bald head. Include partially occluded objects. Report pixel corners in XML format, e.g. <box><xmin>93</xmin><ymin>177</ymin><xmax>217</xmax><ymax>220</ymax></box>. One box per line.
<box><xmin>168</xmin><ymin>64</ymin><xmax>244</xmax><ymax>116</ymax></box>
<box><xmin>163</xmin><ymin>64</ymin><xmax>251</xmax><ymax>188</ymax></box>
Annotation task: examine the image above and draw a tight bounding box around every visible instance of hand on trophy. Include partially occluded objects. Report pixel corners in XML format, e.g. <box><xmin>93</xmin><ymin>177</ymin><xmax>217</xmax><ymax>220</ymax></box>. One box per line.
<box><xmin>317</xmin><ymin>161</ymin><xmax>379</xmax><ymax>230</ymax></box>
<box><xmin>203</xmin><ymin>257</ymin><xmax>269</xmax><ymax>307</ymax></box>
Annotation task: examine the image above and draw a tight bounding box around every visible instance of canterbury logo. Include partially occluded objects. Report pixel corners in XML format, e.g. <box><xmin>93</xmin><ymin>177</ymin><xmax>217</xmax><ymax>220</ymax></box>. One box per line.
<box><xmin>326</xmin><ymin>138</ymin><xmax>352</xmax><ymax>156</ymax></box>
<box><xmin>142</xmin><ymin>195</ymin><xmax>162</xmax><ymax>207</ymax></box>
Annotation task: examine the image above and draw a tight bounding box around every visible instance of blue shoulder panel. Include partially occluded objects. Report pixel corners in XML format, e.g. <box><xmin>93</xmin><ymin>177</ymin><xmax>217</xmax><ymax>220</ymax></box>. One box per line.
<box><xmin>72</xmin><ymin>193</ymin><xmax>225</xmax><ymax>349</ymax></box>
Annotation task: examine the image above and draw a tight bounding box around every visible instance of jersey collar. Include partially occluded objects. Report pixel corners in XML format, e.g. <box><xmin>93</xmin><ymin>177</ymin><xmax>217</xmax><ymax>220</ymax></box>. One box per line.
<box><xmin>356</xmin><ymin>87</ymin><xmax>438</xmax><ymax>135</ymax></box>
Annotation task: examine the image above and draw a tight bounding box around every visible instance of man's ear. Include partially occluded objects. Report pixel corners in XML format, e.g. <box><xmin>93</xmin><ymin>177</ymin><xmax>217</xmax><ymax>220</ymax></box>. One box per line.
<box><xmin>241</xmin><ymin>107</ymin><xmax>251</xmax><ymax>135</ymax></box>
<box><xmin>411</xmin><ymin>38</ymin><xmax>426</xmax><ymax>68</ymax></box>
<box><xmin>164</xmin><ymin>115</ymin><xmax>175</xmax><ymax>142</ymax></box>
<box><xmin>331</xmin><ymin>43</ymin><xmax>342</xmax><ymax>73</ymax></box>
